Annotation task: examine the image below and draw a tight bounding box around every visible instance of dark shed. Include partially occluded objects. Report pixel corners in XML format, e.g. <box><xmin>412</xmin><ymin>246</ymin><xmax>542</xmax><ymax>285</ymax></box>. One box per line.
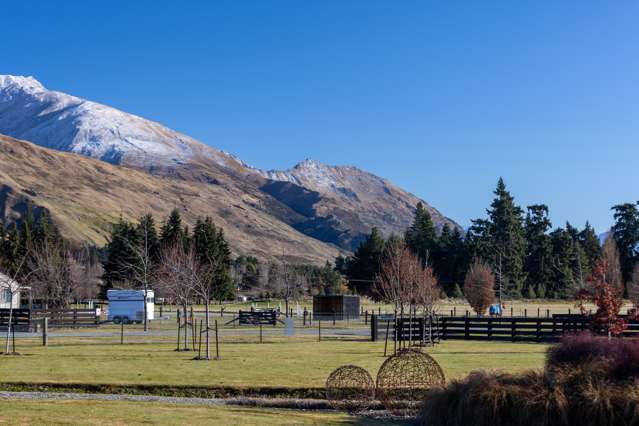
<box><xmin>313</xmin><ymin>295</ymin><xmax>360</xmax><ymax>320</ymax></box>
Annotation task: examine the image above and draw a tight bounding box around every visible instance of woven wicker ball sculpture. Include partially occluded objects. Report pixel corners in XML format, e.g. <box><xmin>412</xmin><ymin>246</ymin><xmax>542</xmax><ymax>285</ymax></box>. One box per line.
<box><xmin>325</xmin><ymin>365</ymin><xmax>376</xmax><ymax>411</ymax></box>
<box><xmin>376</xmin><ymin>348</ymin><xmax>445</xmax><ymax>415</ymax></box>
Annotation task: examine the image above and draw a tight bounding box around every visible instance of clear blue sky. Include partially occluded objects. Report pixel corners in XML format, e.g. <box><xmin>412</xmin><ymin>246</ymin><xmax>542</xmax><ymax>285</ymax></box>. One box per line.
<box><xmin>2</xmin><ymin>1</ymin><xmax>637</xmax><ymax>233</ymax></box>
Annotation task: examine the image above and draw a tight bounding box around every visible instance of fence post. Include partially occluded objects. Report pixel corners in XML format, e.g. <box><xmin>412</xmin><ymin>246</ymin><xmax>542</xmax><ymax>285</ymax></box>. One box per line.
<box><xmin>464</xmin><ymin>316</ymin><xmax>469</xmax><ymax>338</ymax></box>
<box><xmin>365</xmin><ymin>310</ymin><xmax>368</xmax><ymax>325</ymax></box>
<box><xmin>176</xmin><ymin>311</ymin><xmax>181</xmax><ymax>351</ymax></box>
<box><xmin>318</xmin><ymin>320</ymin><xmax>322</xmax><ymax>342</ymax></box>
<box><xmin>214</xmin><ymin>320</ymin><xmax>220</xmax><ymax>360</ymax></box>
<box><xmin>524</xmin><ymin>309</ymin><xmax>527</xmax><ymax>318</ymax></box>
<box><xmin>371</xmin><ymin>314</ymin><xmax>377</xmax><ymax>342</ymax></box>
<box><xmin>384</xmin><ymin>319</ymin><xmax>390</xmax><ymax>357</ymax></box>
<box><xmin>259</xmin><ymin>324</ymin><xmax>263</xmax><ymax>344</ymax></box>
<box><xmin>536</xmin><ymin>318</ymin><xmax>542</xmax><ymax>342</ymax></box>
<box><xmin>120</xmin><ymin>321</ymin><xmax>124</xmax><ymax>345</ymax></box>
<box><xmin>42</xmin><ymin>317</ymin><xmax>48</xmax><ymax>347</ymax></box>
<box><xmin>487</xmin><ymin>317</ymin><xmax>492</xmax><ymax>340</ymax></box>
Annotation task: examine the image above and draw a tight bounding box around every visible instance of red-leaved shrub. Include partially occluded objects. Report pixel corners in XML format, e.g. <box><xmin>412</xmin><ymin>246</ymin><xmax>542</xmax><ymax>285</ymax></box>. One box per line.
<box><xmin>547</xmin><ymin>332</ymin><xmax>639</xmax><ymax>381</ymax></box>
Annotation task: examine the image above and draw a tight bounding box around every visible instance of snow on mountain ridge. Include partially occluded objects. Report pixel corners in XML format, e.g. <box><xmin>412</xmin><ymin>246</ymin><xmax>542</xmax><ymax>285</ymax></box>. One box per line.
<box><xmin>0</xmin><ymin>74</ymin><xmax>241</xmax><ymax>169</ymax></box>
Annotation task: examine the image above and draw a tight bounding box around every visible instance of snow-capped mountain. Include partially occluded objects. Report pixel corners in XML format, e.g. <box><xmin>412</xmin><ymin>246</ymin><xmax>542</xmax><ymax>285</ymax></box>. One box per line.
<box><xmin>260</xmin><ymin>159</ymin><xmax>458</xmax><ymax>248</ymax></box>
<box><xmin>0</xmin><ymin>75</ymin><xmax>236</xmax><ymax>169</ymax></box>
<box><xmin>0</xmin><ymin>75</ymin><xmax>460</xmax><ymax>251</ymax></box>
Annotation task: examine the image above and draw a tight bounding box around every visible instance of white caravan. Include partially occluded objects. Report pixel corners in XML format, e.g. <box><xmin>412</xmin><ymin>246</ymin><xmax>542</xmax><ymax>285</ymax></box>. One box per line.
<box><xmin>107</xmin><ymin>290</ymin><xmax>154</xmax><ymax>324</ymax></box>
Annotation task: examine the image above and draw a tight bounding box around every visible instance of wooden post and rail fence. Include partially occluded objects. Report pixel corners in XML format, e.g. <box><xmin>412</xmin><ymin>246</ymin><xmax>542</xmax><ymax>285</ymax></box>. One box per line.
<box><xmin>371</xmin><ymin>314</ymin><xmax>639</xmax><ymax>343</ymax></box>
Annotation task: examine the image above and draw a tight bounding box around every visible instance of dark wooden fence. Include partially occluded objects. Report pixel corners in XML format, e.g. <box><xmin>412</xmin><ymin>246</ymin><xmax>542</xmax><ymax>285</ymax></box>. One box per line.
<box><xmin>31</xmin><ymin>309</ymin><xmax>99</xmax><ymax>328</ymax></box>
<box><xmin>237</xmin><ymin>310</ymin><xmax>278</xmax><ymax>326</ymax></box>
<box><xmin>372</xmin><ymin>314</ymin><xmax>639</xmax><ymax>343</ymax></box>
<box><xmin>0</xmin><ymin>309</ymin><xmax>31</xmax><ymax>332</ymax></box>
<box><xmin>0</xmin><ymin>308</ymin><xmax>99</xmax><ymax>331</ymax></box>
<box><xmin>438</xmin><ymin>315</ymin><xmax>590</xmax><ymax>342</ymax></box>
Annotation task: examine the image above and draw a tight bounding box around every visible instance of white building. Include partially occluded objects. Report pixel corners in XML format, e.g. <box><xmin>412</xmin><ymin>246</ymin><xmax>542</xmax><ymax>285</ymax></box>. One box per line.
<box><xmin>0</xmin><ymin>272</ymin><xmax>21</xmax><ymax>309</ymax></box>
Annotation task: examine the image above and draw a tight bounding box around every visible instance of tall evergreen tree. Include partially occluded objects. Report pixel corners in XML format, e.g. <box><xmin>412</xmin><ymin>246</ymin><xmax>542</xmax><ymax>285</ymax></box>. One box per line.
<box><xmin>548</xmin><ymin>227</ymin><xmax>577</xmax><ymax>298</ymax></box>
<box><xmin>160</xmin><ymin>209</ymin><xmax>186</xmax><ymax>248</ymax></box>
<box><xmin>101</xmin><ymin>217</ymin><xmax>140</xmax><ymax>296</ymax></box>
<box><xmin>524</xmin><ymin>204</ymin><xmax>553</xmax><ymax>298</ymax></box>
<box><xmin>611</xmin><ymin>202</ymin><xmax>639</xmax><ymax>285</ymax></box>
<box><xmin>135</xmin><ymin>214</ymin><xmax>160</xmax><ymax>261</ymax></box>
<box><xmin>405</xmin><ymin>202</ymin><xmax>437</xmax><ymax>265</ymax></box>
<box><xmin>579</xmin><ymin>221</ymin><xmax>601</xmax><ymax>274</ymax></box>
<box><xmin>193</xmin><ymin>217</ymin><xmax>234</xmax><ymax>302</ymax></box>
<box><xmin>468</xmin><ymin>178</ymin><xmax>526</xmax><ymax>298</ymax></box>
<box><xmin>345</xmin><ymin>227</ymin><xmax>385</xmax><ymax>296</ymax></box>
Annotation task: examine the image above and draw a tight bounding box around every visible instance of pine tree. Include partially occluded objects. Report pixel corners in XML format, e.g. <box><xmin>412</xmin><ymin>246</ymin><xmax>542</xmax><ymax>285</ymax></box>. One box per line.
<box><xmin>160</xmin><ymin>209</ymin><xmax>186</xmax><ymax>248</ymax></box>
<box><xmin>451</xmin><ymin>283</ymin><xmax>463</xmax><ymax>299</ymax></box>
<box><xmin>101</xmin><ymin>217</ymin><xmax>140</xmax><ymax>296</ymax></box>
<box><xmin>405</xmin><ymin>202</ymin><xmax>437</xmax><ymax>265</ymax></box>
<box><xmin>345</xmin><ymin>227</ymin><xmax>385</xmax><ymax>296</ymax></box>
<box><xmin>450</xmin><ymin>227</ymin><xmax>470</xmax><ymax>287</ymax></box>
<box><xmin>469</xmin><ymin>178</ymin><xmax>526</xmax><ymax>298</ymax></box>
<box><xmin>548</xmin><ymin>228</ymin><xmax>577</xmax><ymax>298</ymax></box>
<box><xmin>524</xmin><ymin>204</ymin><xmax>553</xmax><ymax>298</ymax></box>
<box><xmin>611</xmin><ymin>202</ymin><xmax>639</xmax><ymax>285</ymax></box>
<box><xmin>579</xmin><ymin>222</ymin><xmax>601</xmax><ymax>273</ymax></box>
<box><xmin>433</xmin><ymin>224</ymin><xmax>454</xmax><ymax>294</ymax></box>
<box><xmin>193</xmin><ymin>217</ymin><xmax>234</xmax><ymax>302</ymax></box>
<box><xmin>135</xmin><ymin>214</ymin><xmax>160</xmax><ymax>261</ymax></box>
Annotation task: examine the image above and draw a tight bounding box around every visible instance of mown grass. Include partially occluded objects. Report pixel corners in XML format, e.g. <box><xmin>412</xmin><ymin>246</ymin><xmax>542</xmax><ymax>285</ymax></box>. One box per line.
<box><xmin>0</xmin><ymin>336</ymin><xmax>547</xmax><ymax>389</ymax></box>
<box><xmin>0</xmin><ymin>399</ymin><xmax>399</xmax><ymax>425</ymax></box>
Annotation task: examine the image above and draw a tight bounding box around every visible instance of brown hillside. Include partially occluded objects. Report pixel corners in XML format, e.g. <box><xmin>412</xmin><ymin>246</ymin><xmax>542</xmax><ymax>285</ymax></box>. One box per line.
<box><xmin>0</xmin><ymin>134</ymin><xmax>341</xmax><ymax>264</ymax></box>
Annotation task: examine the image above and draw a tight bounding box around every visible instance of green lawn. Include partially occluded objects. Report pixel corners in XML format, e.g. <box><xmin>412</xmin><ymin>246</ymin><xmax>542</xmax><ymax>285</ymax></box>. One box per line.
<box><xmin>0</xmin><ymin>400</ymin><xmax>398</xmax><ymax>425</ymax></box>
<box><xmin>0</xmin><ymin>336</ymin><xmax>548</xmax><ymax>388</ymax></box>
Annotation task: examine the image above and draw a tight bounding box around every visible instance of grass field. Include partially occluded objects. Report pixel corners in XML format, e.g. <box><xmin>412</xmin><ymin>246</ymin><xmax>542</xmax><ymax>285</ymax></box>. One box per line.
<box><xmin>214</xmin><ymin>297</ymin><xmax>629</xmax><ymax>318</ymax></box>
<box><xmin>0</xmin><ymin>336</ymin><xmax>548</xmax><ymax>388</ymax></box>
<box><xmin>0</xmin><ymin>400</ymin><xmax>403</xmax><ymax>425</ymax></box>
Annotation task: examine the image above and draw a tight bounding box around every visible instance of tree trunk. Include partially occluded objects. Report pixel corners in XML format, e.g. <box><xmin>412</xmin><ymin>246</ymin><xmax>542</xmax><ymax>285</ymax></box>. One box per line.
<box><xmin>205</xmin><ymin>300</ymin><xmax>211</xmax><ymax>360</ymax></box>
<box><xmin>143</xmin><ymin>286</ymin><xmax>148</xmax><ymax>332</ymax></box>
<box><xmin>4</xmin><ymin>297</ymin><xmax>13</xmax><ymax>354</ymax></box>
<box><xmin>182</xmin><ymin>303</ymin><xmax>188</xmax><ymax>350</ymax></box>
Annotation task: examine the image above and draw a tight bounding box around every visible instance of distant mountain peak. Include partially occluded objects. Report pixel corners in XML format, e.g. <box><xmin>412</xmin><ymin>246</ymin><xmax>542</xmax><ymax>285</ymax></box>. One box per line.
<box><xmin>0</xmin><ymin>75</ymin><xmax>45</xmax><ymax>93</ymax></box>
<box><xmin>0</xmin><ymin>74</ymin><xmax>244</xmax><ymax>170</ymax></box>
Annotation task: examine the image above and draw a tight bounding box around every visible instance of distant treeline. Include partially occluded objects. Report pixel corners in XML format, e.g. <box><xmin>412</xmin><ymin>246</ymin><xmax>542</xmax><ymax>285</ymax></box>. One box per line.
<box><xmin>337</xmin><ymin>178</ymin><xmax>639</xmax><ymax>300</ymax></box>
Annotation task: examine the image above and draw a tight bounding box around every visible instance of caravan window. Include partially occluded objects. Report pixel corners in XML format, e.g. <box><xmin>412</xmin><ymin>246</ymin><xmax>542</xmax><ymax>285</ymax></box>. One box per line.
<box><xmin>2</xmin><ymin>289</ymin><xmax>11</xmax><ymax>303</ymax></box>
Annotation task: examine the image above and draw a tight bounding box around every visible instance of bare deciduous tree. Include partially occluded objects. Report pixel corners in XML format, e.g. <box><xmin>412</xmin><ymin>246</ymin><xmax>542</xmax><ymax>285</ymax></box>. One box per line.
<box><xmin>69</xmin><ymin>247</ymin><xmax>102</xmax><ymax>302</ymax></box>
<box><xmin>464</xmin><ymin>259</ymin><xmax>495</xmax><ymax>316</ymax></box>
<box><xmin>188</xmin><ymin>250</ymin><xmax>218</xmax><ymax>360</ymax></box>
<box><xmin>274</xmin><ymin>261</ymin><xmax>307</xmax><ymax>317</ymax></box>
<box><xmin>29</xmin><ymin>240</ymin><xmax>76</xmax><ymax>309</ymax></box>
<box><xmin>374</xmin><ymin>239</ymin><xmax>418</xmax><ymax>315</ymax></box>
<box><xmin>156</xmin><ymin>243</ymin><xmax>195</xmax><ymax>351</ymax></box>
<box><xmin>414</xmin><ymin>265</ymin><xmax>440</xmax><ymax>318</ymax></box>
<box><xmin>1</xmin><ymin>252</ymin><xmax>31</xmax><ymax>354</ymax></box>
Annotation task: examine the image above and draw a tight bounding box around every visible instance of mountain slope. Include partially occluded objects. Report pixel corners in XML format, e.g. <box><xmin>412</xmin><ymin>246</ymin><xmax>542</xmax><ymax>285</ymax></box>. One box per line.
<box><xmin>0</xmin><ymin>75</ymin><xmax>460</xmax><ymax>250</ymax></box>
<box><xmin>0</xmin><ymin>134</ymin><xmax>341</xmax><ymax>263</ymax></box>
<box><xmin>0</xmin><ymin>75</ymin><xmax>242</xmax><ymax>170</ymax></box>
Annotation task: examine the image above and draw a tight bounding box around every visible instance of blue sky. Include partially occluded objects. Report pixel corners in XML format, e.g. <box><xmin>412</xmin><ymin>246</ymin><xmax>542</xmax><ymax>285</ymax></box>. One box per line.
<box><xmin>2</xmin><ymin>1</ymin><xmax>638</xmax><ymax>233</ymax></box>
